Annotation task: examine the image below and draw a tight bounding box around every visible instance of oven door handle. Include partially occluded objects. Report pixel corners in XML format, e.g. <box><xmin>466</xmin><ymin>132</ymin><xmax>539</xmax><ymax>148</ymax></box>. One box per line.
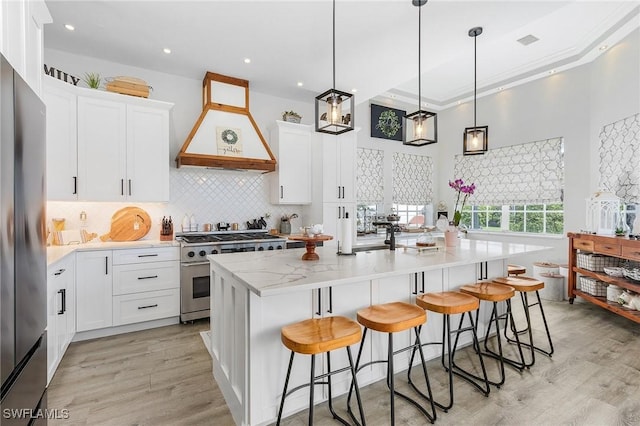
<box><xmin>181</xmin><ymin>262</ymin><xmax>210</xmax><ymax>267</ymax></box>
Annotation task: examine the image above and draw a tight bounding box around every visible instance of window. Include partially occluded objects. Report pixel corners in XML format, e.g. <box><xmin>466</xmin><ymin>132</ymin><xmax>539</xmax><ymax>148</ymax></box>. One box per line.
<box><xmin>462</xmin><ymin>203</ymin><xmax>564</xmax><ymax>235</ymax></box>
<box><xmin>393</xmin><ymin>204</ymin><xmax>431</xmax><ymax>225</ymax></box>
<box><xmin>357</xmin><ymin>204</ymin><xmax>380</xmax><ymax>235</ymax></box>
<box><xmin>623</xmin><ymin>203</ymin><xmax>637</xmax><ymax>232</ymax></box>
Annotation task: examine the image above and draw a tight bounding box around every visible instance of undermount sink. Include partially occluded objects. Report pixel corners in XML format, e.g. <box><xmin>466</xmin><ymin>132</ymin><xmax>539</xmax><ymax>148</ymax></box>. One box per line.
<box><xmin>352</xmin><ymin>244</ymin><xmax>390</xmax><ymax>253</ymax></box>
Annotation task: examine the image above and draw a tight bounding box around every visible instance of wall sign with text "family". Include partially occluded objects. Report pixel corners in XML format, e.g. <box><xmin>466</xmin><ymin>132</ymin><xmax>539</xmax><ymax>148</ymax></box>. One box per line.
<box><xmin>43</xmin><ymin>64</ymin><xmax>80</xmax><ymax>86</ymax></box>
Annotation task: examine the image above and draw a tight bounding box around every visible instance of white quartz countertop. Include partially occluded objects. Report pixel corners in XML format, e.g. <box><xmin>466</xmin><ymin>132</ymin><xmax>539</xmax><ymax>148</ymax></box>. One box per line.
<box><xmin>47</xmin><ymin>240</ymin><xmax>179</xmax><ymax>266</ymax></box>
<box><xmin>208</xmin><ymin>239</ymin><xmax>550</xmax><ymax>297</ymax></box>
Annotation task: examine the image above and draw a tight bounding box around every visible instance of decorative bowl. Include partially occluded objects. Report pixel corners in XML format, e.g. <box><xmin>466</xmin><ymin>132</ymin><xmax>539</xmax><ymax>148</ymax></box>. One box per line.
<box><xmin>603</xmin><ymin>266</ymin><xmax>624</xmax><ymax>277</ymax></box>
<box><xmin>622</xmin><ymin>267</ymin><xmax>640</xmax><ymax>282</ymax></box>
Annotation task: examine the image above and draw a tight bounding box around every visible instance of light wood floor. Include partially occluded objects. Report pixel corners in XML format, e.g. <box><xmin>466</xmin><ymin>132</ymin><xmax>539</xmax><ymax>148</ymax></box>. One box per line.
<box><xmin>48</xmin><ymin>299</ymin><xmax>640</xmax><ymax>426</ymax></box>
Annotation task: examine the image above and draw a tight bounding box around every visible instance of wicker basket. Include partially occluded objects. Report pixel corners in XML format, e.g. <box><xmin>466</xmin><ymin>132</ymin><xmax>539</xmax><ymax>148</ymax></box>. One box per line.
<box><xmin>576</xmin><ymin>252</ymin><xmax>621</xmax><ymax>272</ymax></box>
<box><xmin>579</xmin><ymin>276</ymin><xmax>607</xmax><ymax>297</ymax></box>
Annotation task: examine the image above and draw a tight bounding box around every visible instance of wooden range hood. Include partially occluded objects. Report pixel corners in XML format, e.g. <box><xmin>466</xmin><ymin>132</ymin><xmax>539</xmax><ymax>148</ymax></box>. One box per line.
<box><xmin>176</xmin><ymin>72</ymin><xmax>276</xmax><ymax>172</ymax></box>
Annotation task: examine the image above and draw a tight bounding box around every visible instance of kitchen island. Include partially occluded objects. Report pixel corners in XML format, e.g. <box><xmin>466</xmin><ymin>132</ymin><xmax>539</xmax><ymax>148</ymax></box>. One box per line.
<box><xmin>208</xmin><ymin>239</ymin><xmax>549</xmax><ymax>426</ymax></box>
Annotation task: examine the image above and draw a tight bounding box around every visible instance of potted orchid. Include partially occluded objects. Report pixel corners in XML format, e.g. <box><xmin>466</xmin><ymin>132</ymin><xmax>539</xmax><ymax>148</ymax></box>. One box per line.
<box><xmin>449</xmin><ymin>179</ymin><xmax>476</xmax><ymax>227</ymax></box>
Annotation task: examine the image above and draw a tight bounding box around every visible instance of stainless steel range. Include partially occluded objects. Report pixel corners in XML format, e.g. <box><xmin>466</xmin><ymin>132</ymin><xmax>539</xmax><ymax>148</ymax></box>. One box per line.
<box><xmin>177</xmin><ymin>230</ymin><xmax>286</xmax><ymax>322</ymax></box>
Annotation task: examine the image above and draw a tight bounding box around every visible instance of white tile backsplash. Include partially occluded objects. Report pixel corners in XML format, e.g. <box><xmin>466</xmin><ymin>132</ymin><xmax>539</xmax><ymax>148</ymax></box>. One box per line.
<box><xmin>47</xmin><ymin>168</ymin><xmax>303</xmax><ymax>240</ymax></box>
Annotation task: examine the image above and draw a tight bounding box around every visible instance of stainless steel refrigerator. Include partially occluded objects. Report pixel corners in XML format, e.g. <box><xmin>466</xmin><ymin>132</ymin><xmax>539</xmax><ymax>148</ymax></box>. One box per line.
<box><xmin>1</xmin><ymin>54</ymin><xmax>48</xmax><ymax>425</ymax></box>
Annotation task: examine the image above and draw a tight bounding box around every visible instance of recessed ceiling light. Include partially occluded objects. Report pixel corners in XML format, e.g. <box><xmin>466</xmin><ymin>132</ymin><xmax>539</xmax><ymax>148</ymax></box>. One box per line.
<box><xmin>517</xmin><ymin>34</ymin><xmax>539</xmax><ymax>46</ymax></box>
<box><xmin>599</xmin><ymin>45</ymin><xmax>608</xmax><ymax>51</ymax></box>
<box><xmin>64</xmin><ymin>24</ymin><xmax>75</xmax><ymax>31</ymax></box>
<box><xmin>244</xmin><ymin>58</ymin><xmax>251</xmax><ymax>64</ymax></box>
<box><xmin>351</xmin><ymin>88</ymin><xmax>357</xmax><ymax>93</ymax></box>
<box><xmin>297</xmin><ymin>82</ymin><xmax>303</xmax><ymax>87</ymax></box>
<box><xmin>163</xmin><ymin>48</ymin><xmax>171</xmax><ymax>54</ymax></box>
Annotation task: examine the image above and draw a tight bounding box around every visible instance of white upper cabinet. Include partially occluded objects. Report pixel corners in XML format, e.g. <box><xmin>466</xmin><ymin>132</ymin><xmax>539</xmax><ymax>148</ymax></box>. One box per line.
<box><xmin>44</xmin><ymin>80</ymin><xmax>173</xmax><ymax>202</ymax></box>
<box><xmin>322</xmin><ymin>131</ymin><xmax>356</xmax><ymax>203</ymax></box>
<box><xmin>126</xmin><ymin>105</ymin><xmax>170</xmax><ymax>202</ymax></box>
<box><xmin>77</xmin><ymin>96</ymin><xmax>128</xmax><ymax>201</ymax></box>
<box><xmin>44</xmin><ymin>79</ymin><xmax>78</xmax><ymax>200</ymax></box>
<box><xmin>269</xmin><ymin>120</ymin><xmax>312</xmax><ymax>205</ymax></box>
<box><xmin>0</xmin><ymin>0</ymin><xmax>51</xmax><ymax>95</ymax></box>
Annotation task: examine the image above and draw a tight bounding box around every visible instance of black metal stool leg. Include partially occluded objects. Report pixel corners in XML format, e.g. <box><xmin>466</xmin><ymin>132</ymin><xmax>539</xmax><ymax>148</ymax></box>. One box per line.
<box><xmin>534</xmin><ymin>290</ymin><xmax>555</xmax><ymax>356</ymax></box>
<box><xmin>347</xmin><ymin>328</ymin><xmax>368</xmax><ymax>423</ymax></box>
<box><xmin>388</xmin><ymin>333</ymin><xmax>395</xmax><ymax>425</ymax></box>
<box><xmin>308</xmin><ymin>354</ymin><xmax>315</xmax><ymax>425</ymax></box>
<box><xmin>448</xmin><ymin>312</ymin><xmax>490</xmax><ymax>397</ymax></box>
<box><xmin>346</xmin><ymin>346</ymin><xmax>367</xmax><ymax>426</ymax></box>
<box><xmin>276</xmin><ymin>351</ymin><xmax>295</xmax><ymax>426</ymax></box>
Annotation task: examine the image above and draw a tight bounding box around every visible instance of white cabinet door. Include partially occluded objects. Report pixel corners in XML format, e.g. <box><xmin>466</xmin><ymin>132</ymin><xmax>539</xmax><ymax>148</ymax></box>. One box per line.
<box><xmin>322</xmin><ymin>202</ymin><xmax>355</xmax><ymax>248</ymax></box>
<box><xmin>321</xmin><ymin>132</ymin><xmax>356</xmax><ymax>203</ymax></box>
<box><xmin>76</xmin><ymin>251</ymin><xmax>113</xmax><ymax>332</ymax></box>
<box><xmin>126</xmin><ymin>104</ymin><xmax>170</xmax><ymax>202</ymax></box>
<box><xmin>44</xmin><ymin>80</ymin><xmax>78</xmax><ymax>200</ymax></box>
<box><xmin>46</xmin><ymin>254</ymin><xmax>75</xmax><ymax>384</ymax></box>
<box><xmin>77</xmin><ymin>97</ymin><xmax>127</xmax><ymax>201</ymax></box>
<box><xmin>269</xmin><ymin>121</ymin><xmax>312</xmax><ymax>204</ymax></box>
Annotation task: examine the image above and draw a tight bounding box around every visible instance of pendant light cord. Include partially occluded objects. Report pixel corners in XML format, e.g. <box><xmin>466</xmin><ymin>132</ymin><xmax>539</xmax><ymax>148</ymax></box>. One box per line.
<box><xmin>474</xmin><ymin>31</ymin><xmax>477</xmax><ymax>130</ymax></box>
<box><xmin>418</xmin><ymin>3</ymin><xmax>422</xmax><ymax>112</ymax></box>
<box><xmin>332</xmin><ymin>0</ymin><xmax>336</xmax><ymax>90</ymax></box>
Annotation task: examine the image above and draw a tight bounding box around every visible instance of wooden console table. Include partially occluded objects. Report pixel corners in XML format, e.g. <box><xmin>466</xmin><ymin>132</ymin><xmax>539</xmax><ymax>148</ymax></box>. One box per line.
<box><xmin>567</xmin><ymin>232</ymin><xmax>640</xmax><ymax>323</ymax></box>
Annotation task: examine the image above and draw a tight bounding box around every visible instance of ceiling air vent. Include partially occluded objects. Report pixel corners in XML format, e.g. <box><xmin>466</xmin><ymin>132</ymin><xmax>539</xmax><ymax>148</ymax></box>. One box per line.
<box><xmin>517</xmin><ymin>34</ymin><xmax>539</xmax><ymax>46</ymax></box>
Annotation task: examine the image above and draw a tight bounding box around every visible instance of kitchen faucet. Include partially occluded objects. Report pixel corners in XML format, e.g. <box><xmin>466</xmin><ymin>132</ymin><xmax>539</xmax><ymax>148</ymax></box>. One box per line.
<box><xmin>372</xmin><ymin>221</ymin><xmax>396</xmax><ymax>250</ymax></box>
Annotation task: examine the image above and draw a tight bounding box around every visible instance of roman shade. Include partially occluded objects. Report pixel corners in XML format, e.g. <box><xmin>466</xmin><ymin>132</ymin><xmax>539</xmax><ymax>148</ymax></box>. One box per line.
<box><xmin>392</xmin><ymin>152</ymin><xmax>433</xmax><ymax>204</ymax></box>
<box><xmin>357</xmin><ymin>148</ymin><xmax>384</xmax><ymax>203</ymax></box>
<box><xmin>598</xmin><ymin>113</ymin><xmax>640</xmax><ymax>204</ymax></box>
<box><xmin>454</xmin><ymin>137</ymin><xmax>564</xmax><ymax>205</ymax></box>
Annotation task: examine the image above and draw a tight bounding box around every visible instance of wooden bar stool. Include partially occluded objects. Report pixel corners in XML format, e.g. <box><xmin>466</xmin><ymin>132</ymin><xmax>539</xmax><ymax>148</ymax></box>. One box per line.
<box><xmin>507</xmin><ymin>264</ymin><xmax>527</xmax><ymax>276</ymax></box>
<box><xmin>347</xmin><ymin>302</ymin><xmax>436</xmax><ymax>425</ymax></box>
<box><xmin>493</xmin><ymin>276</ymin><xmax>554</xmax><ymax>367</ymax></box>
<box><xmin>413</xmin><ymin>291</ymin><xmax>490</xmax><ymax>412</ymax></box>
<box><xmin>276</xmin><ymin>316</ymin><xmax>366</xmax><ymax>426</ymax></box>
<box><xmin>459</xmin><ymin>282</ymin><xmax>526</xmax><ymax>387</ymax></box>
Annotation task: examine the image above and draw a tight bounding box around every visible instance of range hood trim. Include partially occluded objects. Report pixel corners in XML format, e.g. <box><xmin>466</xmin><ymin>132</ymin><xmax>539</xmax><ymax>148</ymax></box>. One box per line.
<box><xmin>176</xmin><ymin>72</ymin><xmax>276</xmax><ymax>173</ymax></box>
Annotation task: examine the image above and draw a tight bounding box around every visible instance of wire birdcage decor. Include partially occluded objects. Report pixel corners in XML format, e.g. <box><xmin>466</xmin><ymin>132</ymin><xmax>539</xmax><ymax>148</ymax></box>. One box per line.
<box><xmin>585</xmin><ymin>190</ymin><xmax>620</xmax><ymax>235</ymax></box>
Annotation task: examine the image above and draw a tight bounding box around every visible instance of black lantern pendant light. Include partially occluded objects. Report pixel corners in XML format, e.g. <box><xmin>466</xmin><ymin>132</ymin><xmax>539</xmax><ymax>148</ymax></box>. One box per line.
<box><xmin>463</xmin><ymin>26</ymin><xmax>488</xmax><ymax>155</ymax></box>
<box><xmin>403</xmin><ymin>0</ymin><xmax>437</xmax><ymax>146</ymax></box>
<box><xmin>315</xmin><ymin>0</ymin><xmax>354</xmax><ymax>135</ymax></box>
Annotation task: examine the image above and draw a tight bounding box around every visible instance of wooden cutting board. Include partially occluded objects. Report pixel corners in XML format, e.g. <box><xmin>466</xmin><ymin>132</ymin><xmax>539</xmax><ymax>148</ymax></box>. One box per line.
<box><xmin>100</xmin><ymin>207</ymin><xmax>152</xmax><ymax>242</ymax></box>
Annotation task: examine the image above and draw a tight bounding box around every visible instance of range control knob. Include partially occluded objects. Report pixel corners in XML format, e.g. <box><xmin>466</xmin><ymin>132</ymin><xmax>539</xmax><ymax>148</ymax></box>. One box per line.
<box><xmin>211</xmin><ymin>249</ymin><xmax>218</xmax><ymax>255</ymax></box>
<box><xmin>187</xmin><ymin>251</ymin><xmax>195</xmax><ymax>258</ymax></box>
<box><xmin>199</xmin><ymin>250</ymin><xmax>206</xmax><ymax>257</ymax></box>
<box><xmin>267</xmin><ymin>246</ymin><xmax>274</xmax><ymax>251</ymax></box>
<box><xmin>276</xmin><ymin>245</ymin><xmax>283</xmax><ymax>250</ymax></box>
<box><xmin>258</xmin><ymin>246</ymin><xmax>265</xmax><ymax>251</ymax></box>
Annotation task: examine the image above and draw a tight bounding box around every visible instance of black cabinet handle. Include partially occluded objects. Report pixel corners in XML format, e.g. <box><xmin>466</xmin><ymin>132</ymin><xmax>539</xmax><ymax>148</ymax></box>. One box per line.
<box><xmin>72</xmin><ymin>176</ymin><xmax>77</xmax><ymax>194</ymax></box>
<box><xmin>412</xmin><ymin>273</ymin><xmax>418</xmax><ymax>295</ymax></box>
<box><xmin>337</xmin><ymin>186</ymin><xmax>340</xmax><ymax>199</ymax></box>
<box><xmin>57</xmin><ymin>288</ymin><xmax>66</xmax><ymax>315</ymax></box>
<box><xmin>327</xmin><ymin>287</ymin><xmax>333</xmax><ymax>313</ymax></box>
<box><xmin>138</xmin><ymin>304</ymin><xmax>158</xmax><ymax>310</ymax></box>
<box><xmin>315</xmin><ymin>288</ymin><xmax>322</xmax><ymax>316</ymax></box>
<box><xmin>280</xmin><ymin>185</ymin><xmax>283</xmax><ymax>199</ymax></box>
<box><xmin>421</xmin><ymin>271</ymin><xmax>425</xmax><ymax>293</ymax></box>
<box><xmin>128</xmin><ymin>179</ymin><xmax>132</xmax><ymax>196</ymax></box>
<box><xmin>105</xmin><ymin>256</ymin><xmax>108</xmax><ymax>275</ymax></box>
<box><xmin>121</xmin><ymin>179</ymin><xmax>124</xmax><ymax>196</ymax></box>
<box><xmin>54</xmin><ymin>268</ymin><xmax>66</xmax><ymax>276</ymax></box>
<box><xmin>138</xmin><ymin>254</ymin><xmax>159</xmax><ymax>258</ymax></box>
<box><xmin>137</xmin><ymin>275</ymin><xmax>158</xmax><ymax>280</ymax></box>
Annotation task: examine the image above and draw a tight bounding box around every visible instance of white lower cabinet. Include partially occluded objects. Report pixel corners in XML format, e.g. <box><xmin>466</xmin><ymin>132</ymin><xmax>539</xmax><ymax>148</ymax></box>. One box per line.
<box><xmin>76</xmin><ymin>250</ymin><xmax>113</xmax><ymax>332</ymax></box>
<box><xmin>113</xmin><ymin>289</ymin><xmax>179</xmax><ymax>326</ymax></box>
<box><xmin>46</xmin><ymin>254</ymin><xmax>75</xmax><ymax>384</ymax></box>
<box><xmin>111</xmin><ymin>246</ymin><xmax>179</xmax><ymax>325</ymax></box>
<box><xmin>76</xmin><ymin>246</ymin><xmax>179</xmax><ymax>333</ymax></box>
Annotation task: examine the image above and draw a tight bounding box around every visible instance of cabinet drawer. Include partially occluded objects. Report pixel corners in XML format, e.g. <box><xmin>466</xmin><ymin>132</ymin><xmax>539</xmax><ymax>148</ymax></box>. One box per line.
<box><xmin>112</xmin><ymin>246</ymin><xmax>179</xmax><ymax>265</ymax></box>
<box><xmin>595</xmin><ymin>242</ymin><xmax>621</xmax><ymax>256</ymax></box>
<box><xmin>113</xmin><ymin>289</ymin><xmax>179</xmax><ymax>326</ymax></box>
<box><xmin>573</xmin><ymin>240</ymin><xmax>594</xmax><ymax>251</ymax></box>
<box><xmin>113</xmin><ymin>261</ymin><xmax>179</xmax><ymax>295</ymax></box>
<box><xmin>622</xmin><ymin>245</ymin><xmax>640</xmax><ymax>262</ymax></box>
